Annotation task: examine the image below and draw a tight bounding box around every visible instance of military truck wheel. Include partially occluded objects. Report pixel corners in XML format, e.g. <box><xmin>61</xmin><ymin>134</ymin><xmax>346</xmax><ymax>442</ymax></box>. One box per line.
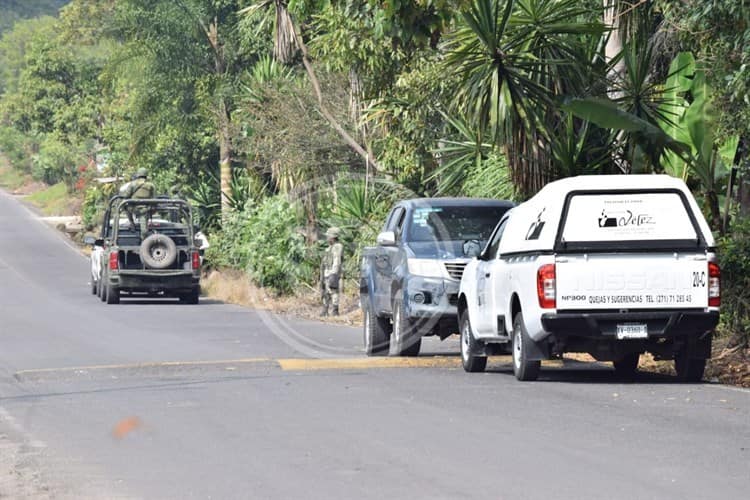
<box><xmin>99</xmin><ymin>276</ymin><xmax>107</xmax><ymax>302</ymax></box>
<box><xmin>106</xmin><ymin>283</ymin><xmax>120</xmax><ymax>304</ymax></box>
<box><xmin>392</xmin><ymin>295</ymin><xmax>421</xmax><ymax>357</ymax></box>
<box><xmin>180</xmin><ymin>288</ymin><xmax>199</xmax><ymax>304</ymax></box>
<box><xmin>363</xmin><ymin>301</ymin><xmax>390</xmax><ymax>356</ymax></box>
<box><xmin>460</xmin><ymin>312</ymin><xmax>487</xmax><ymax>373</ymax></box>
<box><xmin>91</xmin><ymin>273</ymin><xmax>97</xmax><ymax>295</ymax></box>
<box><xmin>613</xmin><ymin>353</ymin><xmax>640</xmax><ymax>379</ymax></box>
<box><xmin>140</xmin><ymin>234</ymin><xmax>177</xmax><ymax>269</ymax></box>
<box><xmin>674</xmin><ymin>349</ymin><xmax>706</xmax><ymax>382</ymax></box>
<box><xmin>512</xmin><ymin>311</ymin><xmax>540</xmax><ymax>381</ymax></box>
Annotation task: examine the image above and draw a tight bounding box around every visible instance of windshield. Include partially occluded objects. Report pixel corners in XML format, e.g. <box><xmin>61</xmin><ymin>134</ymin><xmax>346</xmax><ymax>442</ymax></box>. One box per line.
<box><xmin>407</xmin><ymin>206</ymin><xmax>508</xmax><ymax>243</ymax></box>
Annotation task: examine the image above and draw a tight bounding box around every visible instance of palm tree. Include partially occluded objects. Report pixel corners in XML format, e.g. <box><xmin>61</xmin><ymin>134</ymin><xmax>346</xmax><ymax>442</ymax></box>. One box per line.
<box><xmin>445</xmin><ymin>0</ymin><xmax>605</xmax><ymax>197</ymax></box>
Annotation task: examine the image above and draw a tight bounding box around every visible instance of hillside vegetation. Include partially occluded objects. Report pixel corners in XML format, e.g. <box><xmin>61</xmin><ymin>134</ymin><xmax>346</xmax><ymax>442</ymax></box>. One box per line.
<box><xmin>0</xmin><ymin>0</ymin><xmax>68</xmax><ymax>35</ymax></box>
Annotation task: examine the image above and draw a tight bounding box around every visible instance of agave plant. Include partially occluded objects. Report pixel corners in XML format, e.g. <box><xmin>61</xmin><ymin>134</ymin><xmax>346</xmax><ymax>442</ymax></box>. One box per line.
<box><xmin>444</xmin><ymin>0</ymin><xmax>605</xmax><ymax>196</ymax></box>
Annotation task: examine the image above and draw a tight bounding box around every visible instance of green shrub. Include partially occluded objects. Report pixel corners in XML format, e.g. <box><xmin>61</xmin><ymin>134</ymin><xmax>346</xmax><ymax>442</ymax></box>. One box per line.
<box><xmin>0</xmin><ymin>125</ymin><xmax>34</xmax><ymax>172</ymax></box>
<box><xmin>31</xmin><ymin>135</ymin><xmax>82</xmax><ymax>187</ymax></box>
<box><xmin>719</xmin><ymin>216</ymin><xmax>750</xmax><ymax>346</ymax></box>
<box><xmin>206</xmin><ymin>195</ymin><xmax>307</xmax><ymax>294</ymax></box>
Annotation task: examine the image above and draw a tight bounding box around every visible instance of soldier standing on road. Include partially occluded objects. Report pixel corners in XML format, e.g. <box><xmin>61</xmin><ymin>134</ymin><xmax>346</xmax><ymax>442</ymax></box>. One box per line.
<box><xmin>119</xmin><ymin>168</ymin><xmax>155</xmax><ymax>240</ymax></box>
<box><xmin>320</xmin><ymin>227</ymin><xmax>343</xmax><ymax>317</ymax></box>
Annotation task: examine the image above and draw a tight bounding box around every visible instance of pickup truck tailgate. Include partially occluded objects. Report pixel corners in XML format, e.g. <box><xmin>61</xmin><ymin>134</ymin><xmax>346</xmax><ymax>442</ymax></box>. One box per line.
<box><xmin>556</xmin><ymin>254</ymin><xmax>709</xmax><ymax>310</ymax></box>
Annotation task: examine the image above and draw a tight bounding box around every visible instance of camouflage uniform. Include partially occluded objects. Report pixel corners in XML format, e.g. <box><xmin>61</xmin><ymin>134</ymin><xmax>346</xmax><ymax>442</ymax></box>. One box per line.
<box><xmin>119</xmin><ymin>168</ymin><xmax>155</xmax><ymax>239</ymax></box>
<box><xmin>321</xmin><ymin>227</ymin><xmax>343</xmax><ymax>316</ymax></box>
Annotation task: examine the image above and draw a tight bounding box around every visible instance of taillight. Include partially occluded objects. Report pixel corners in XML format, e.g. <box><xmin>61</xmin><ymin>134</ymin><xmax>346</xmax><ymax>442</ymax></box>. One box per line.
<box><xmin>191</xmin><ymin>251</ymin><xmax>200</xmax><ymax>270</ymax></box>
<box><xmin>108</xmin><ymin>251</ymin><xmax>119</xmax><ymax>271</ymax></box>
<box><xmin>537</xmin><ymin>264</ymin><xmax>556</xmax><ymax>309</ymax></box>
<box><xmin>708</xmin><ymin>262</ymin><xmax>720</xmax><ymax>307</ymax></box>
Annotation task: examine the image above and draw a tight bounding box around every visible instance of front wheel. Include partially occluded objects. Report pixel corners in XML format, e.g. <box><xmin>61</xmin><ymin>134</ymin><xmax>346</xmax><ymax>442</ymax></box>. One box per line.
<box><xmin>512</xmin><ymin>311</ymin><xmax>540</xmax><ymax>381</ymax></box>
<box><xmin>460</xmin><ymin>312</ymin><xmax>487</xmax><ymax>373</ymax></box>
<box><xmin>392</xmin><ymin>295</ymin><xmax>421</xmax><ymax>357</ymax></box>
<box><xmin>363</xmin><ymin>301</ymin><xmax>390</xmax><ymax>356</ymax></box>
<box><xmin>90</xmin><ymin>273</ymin><xmax>97</xmax><ymax>295</ymax></box>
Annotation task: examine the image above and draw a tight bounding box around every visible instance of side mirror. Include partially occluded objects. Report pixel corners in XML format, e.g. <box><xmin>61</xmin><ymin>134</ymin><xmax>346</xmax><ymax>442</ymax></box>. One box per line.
<box><xmin>95</xmin><ymin>239</ymin><xmax>104</xmax><ymax>247</ymax></box>
<box><xmin>376</xmin><ymin>231</ymin><xmax>397</xmax><ymax>246</ymax></box>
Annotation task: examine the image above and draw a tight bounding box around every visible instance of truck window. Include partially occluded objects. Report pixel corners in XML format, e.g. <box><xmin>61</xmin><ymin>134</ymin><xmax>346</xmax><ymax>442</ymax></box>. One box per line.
<box><xmin>487</xmin><ymin>217</ymin><xmax>508</xmax><ymax>258</ymax></box>
<box><xmin>386</xmin><ymin>207</ymin><xmax>405</xmax><ymax>233</ymax></box>
<box><xmin>394</xmin><ymin>208</ymin><xmax>407</xmax><ymax>238</ymax></box>
<box><xmin>559</xmin><ymin>191</ymin><xmax>701</xmax><ymax>249</ymax></box>
<box><xmin>408</xmin><ymin>206</ymin><xmax>507</xmax><ymax>242</ymax></box>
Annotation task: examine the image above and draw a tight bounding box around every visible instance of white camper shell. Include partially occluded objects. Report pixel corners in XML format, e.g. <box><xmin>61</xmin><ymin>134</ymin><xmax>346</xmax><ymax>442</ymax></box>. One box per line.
<box><xmin>458</xmin><ymin>175</ymin><xmax>720</xmax><ymax>381</ymax></box>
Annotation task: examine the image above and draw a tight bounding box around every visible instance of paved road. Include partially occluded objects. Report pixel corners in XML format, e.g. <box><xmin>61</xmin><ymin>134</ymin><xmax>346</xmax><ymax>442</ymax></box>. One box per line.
<box><xmin>1</xmin><ymin>188</ymin><xmax>748</xmax><ymax>499</ymax></box>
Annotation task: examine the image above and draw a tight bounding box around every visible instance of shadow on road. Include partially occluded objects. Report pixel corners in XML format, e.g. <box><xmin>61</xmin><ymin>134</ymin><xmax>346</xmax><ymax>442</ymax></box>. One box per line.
<box><xmin>108</xmin><ymin>298</ymin><xmax>225</xmax><ymax>306</ymax></box>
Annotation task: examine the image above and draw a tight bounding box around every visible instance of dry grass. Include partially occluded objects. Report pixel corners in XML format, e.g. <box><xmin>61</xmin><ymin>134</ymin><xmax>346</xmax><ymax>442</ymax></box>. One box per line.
<box><xmin>565</xmin><ymin>338</ymin><xmax>750</xmax><ymax>387</ymax></box>
<box><xmin>201</xmin><ymin>269</ymin><xmax>363</xmax><ymax>326</ymax></box>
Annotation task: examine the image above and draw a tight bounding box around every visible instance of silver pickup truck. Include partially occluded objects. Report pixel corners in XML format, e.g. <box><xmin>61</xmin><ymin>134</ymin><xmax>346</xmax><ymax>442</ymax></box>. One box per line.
<box><xmin>360</xmin><ymin>198</ymin><xmax>514</xmax><ymax>356</ymax></box>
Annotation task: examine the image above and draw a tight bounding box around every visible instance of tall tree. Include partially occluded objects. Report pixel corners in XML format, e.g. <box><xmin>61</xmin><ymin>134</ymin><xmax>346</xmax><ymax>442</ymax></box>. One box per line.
<box><xmin>446</xmin><ymin>0</ymin><xmax>605</xmax><ymax>197</ymax></box>
<box><xmin>111</xmin><ymin>0</ymin><xmax>254</xmax><ymax>215</ymax></box>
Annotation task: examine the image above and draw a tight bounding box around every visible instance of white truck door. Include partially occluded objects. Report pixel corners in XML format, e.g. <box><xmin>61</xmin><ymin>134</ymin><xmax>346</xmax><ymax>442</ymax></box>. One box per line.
<box><xmin>473</xmin><ymin>217</ymin><xmax>510</xmax><ymax>336</ymax></box>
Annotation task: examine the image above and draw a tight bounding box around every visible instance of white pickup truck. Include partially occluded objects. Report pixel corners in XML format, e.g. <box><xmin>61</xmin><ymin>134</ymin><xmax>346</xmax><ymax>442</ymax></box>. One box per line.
<box><xmin>457</xmin><ymin>175</ymin><xmax>720</xmax><ymax>381</ymax></box>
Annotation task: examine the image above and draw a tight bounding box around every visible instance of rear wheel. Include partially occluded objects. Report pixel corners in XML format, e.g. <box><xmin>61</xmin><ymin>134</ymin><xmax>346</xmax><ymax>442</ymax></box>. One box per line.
<box><xmin>613</xmin><ymin>353</ymin><xmax>640</xmax><ymax>379</ymax></box>
<box><xmin>392</xmin><ymin>295</ymin><xmax>421</xmax><ymax>357</ymax></box>
<box><xmin>512</xmin><ymin>311</ymin><xmax>540</xmax><ymax>381</ymax></box>
<box><xmin>106</xmin><ymin>283</ymin><xmax>120</xmax><ymax>304</ymax></box>
<box><xmin>674</xmin><ymin>349</ymin><xmax>706</xmax><ymax>382</ymax></box>
<box><xmin>180</xmin><ymin>288</ymin><xmax>200</xmax><ymax>304</ymax></box>
<box><xmin>99</xmin><ymin>276</ymin><xmax>107</xmax><ymax>302</ymax></box>
<box><xmin>363</xmin><ymin>301</ymin><xmax>390</xmax><ymax>356</ymax></box>
<box><xmin>460</xmin><ymin>312</ymin><xmax>487</xmax><ymax>373</ymax></box>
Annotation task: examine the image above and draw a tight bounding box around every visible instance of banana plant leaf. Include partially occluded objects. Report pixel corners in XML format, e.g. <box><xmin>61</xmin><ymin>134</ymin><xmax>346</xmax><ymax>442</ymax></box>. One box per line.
<box><xmin>560</xmin><ymin>96</ymin><xmax>691</xmax><ymax>162</ymax></box>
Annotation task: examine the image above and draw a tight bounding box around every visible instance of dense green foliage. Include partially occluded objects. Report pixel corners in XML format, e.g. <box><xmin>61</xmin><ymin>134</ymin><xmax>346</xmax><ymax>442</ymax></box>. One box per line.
<box><xmin>718</xmin><ymin>216</ymin><xmax>750</xmax><ymax>347</ymax></box>
<box><xmin>206</xmin><ymin>196</ymin><xmax>308</xmax><ymax>294</ymax></box>
<box><xmin>0</xmin><ymin>0</ymin><xmax>746</xmax><ymax>341</ymax></box>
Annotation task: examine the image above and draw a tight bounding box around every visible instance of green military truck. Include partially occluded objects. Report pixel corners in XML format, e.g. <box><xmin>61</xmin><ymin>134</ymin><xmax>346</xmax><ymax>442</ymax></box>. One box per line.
<box><xmin>86</xmin><ymin>196</ymin><xmax>202</xmax><ymax>304</ymax></box>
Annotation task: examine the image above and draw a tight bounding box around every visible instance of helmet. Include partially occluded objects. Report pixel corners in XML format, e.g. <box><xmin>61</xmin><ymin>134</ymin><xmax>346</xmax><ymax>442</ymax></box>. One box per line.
<box><xmin>325</xmin><ymin>227</ymin><xmax>341</xmax><ymax>239</ymax></box>
<box><xmin>134</xmin><ymin>167</ymin><xmax>148</xmax><ymax>179</ymax></box>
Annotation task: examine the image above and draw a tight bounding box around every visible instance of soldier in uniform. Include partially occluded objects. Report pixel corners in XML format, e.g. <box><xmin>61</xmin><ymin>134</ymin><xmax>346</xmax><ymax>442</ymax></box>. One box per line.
<box><xmin>320</xmin><ymin>227</ymin><xmax>343</xmax><ymax>316</ymax></box>
<box><xmin>119</xmin><ymin>168</ymin><xmax>155</xmax><ymax>199</ymax></box>
<box><xmin>119</xmin><ymin>168</ymin><xmax>155</xmax><ymax>239</ymax></box>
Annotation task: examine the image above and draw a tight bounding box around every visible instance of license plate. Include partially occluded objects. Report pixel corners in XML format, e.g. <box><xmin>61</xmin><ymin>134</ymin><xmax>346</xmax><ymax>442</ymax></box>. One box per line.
<box><xmin>616</xmin><ymin>323</ymin><xmax>648</xmax><ymax>339</ymax></box>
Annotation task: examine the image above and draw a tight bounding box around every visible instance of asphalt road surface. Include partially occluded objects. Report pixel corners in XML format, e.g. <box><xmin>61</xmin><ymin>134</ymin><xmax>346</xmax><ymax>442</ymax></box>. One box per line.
<box><xmin>1</xmin><ymin>188</ymin><xmax>748</xmax><ymax>500</ymax></box>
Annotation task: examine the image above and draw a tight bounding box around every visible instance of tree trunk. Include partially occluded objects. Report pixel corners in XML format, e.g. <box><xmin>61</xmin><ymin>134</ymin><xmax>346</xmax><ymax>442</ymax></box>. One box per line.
<box><xmin>740</xmin><ymin>172</ymin><xmax>750</xmax><ymax>217</ymax></box>
<box><xmin>349</xmin><ymin>68</ymin><xmax>377</xmax><ymax>176</ymax></box>
<box><xmin>603</xmin><ymin>1</ymin><xmax>626</xmax><ymax>99</ymax></box>
<box><xmin>288</xmin><ymin>18</ymin><xmax>382</xmax><ymax>173</ymax></box>
<box><xmin>219</xmin><ymin>99</ymin><xmax>232</xmax><ymax>214</ymax></box>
